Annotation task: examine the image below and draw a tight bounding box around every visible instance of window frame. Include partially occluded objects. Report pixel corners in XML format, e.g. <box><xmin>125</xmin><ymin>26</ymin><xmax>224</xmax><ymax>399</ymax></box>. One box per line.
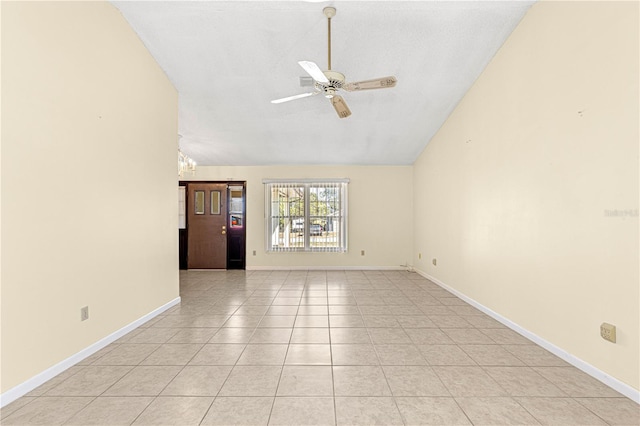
<box><xmin>263</xmin><ymin>178</ymin><xmax>349</xmax><ymax>253</ymax></box>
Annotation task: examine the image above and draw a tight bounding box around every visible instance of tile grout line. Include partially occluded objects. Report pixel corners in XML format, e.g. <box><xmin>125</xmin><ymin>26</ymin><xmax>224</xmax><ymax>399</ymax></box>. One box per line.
<box><xmin>266</xmin><ymin>274</ymin><xmax>297</xmax><ymax>426</ymax></box>
<box><xmin>199</xmin><ymin>274</ymin><xmax>269</xmax><ymax>424</ymax></box>
<box><xmin>198</xmin><ymin>276</ymin><xmax>278</xmax><ymax>425</ymax></box>
<box><xmin>362</xmin><ymin>278</ymin><xmax>408</xmax><ymax>425</ymax></box>
<box><xmin>322</xmin><ymin>281</ymin><xmax>340</xmax><ymax>426</ymax></box>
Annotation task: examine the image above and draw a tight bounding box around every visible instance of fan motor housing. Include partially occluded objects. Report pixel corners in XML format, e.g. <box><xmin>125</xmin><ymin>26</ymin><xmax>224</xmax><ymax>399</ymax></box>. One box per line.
<box><xmin>315</xmin><ymin>70</ymin><xmax>345</xmax><ymax>96</ymax></box>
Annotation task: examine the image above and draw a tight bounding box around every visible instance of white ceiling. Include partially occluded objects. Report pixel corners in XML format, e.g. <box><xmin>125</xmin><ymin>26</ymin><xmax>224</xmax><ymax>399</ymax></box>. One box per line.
<box><xmin>112</xmin><ymin>1</ymin><xmax>534</xmax><ymax>166</ymax></box>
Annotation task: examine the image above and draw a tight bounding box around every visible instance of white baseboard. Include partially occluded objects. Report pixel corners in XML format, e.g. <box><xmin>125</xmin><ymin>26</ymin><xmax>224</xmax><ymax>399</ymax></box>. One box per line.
<box><xmin>413</xmin><ymin>268</ymin><xmax>639</xmax><ymax>404</ymax></box>
<box><xmin>0</xmin><ymin>297</ymin><xmax>181</xmax><ymax>408</ymax></box>
<box><xmin>246</xmin><ymin>266</ymin><xmax>407</xmax><ymax>271</ymax></box>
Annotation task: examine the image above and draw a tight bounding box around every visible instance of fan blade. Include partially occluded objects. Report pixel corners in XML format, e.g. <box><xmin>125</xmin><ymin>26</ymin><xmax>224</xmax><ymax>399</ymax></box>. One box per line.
<box><xmin>331</xmin><ymin>95</ymin><xmax>351</xmax><ymax>119</ymax></box>
<box><xmin>271</xmin><ymin>92</ymin><xmax>318</xmax><ymax>104</ymax></box>
<box><xmin>343</xmin><ymin>76</ymin><xmax>397</xmax><ymax>92</ymax></box>
<box><xmin>298</xmin><ymin>61</ymin><xmax>329</xmax><ymax>83</ymax></box>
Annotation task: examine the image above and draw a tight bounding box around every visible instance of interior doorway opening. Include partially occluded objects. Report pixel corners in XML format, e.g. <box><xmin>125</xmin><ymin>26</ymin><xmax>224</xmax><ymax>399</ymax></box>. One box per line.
<box><xmin>179</xmin><ymin>181</ymin><xmax>246</xmax><ymax>270</ymax></box>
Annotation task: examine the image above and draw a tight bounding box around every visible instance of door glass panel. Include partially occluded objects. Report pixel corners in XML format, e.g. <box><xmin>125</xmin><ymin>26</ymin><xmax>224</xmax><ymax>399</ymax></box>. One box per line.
<box><xmin>230</xmin><ymin>214</ymin><xmax>243</xmax><ymax>228</ymax></box>
<box><xmin>210</xmin><ymin>191</ymin><xmax>221</xmax><ymax>215</ymax></box>
<box><xmin>194</xmin><ymin>190</ymin><xmax>205</xmax><ymax>215</ymax></box>
<box><xmin>178</xmin><ymin>186</ymin><xmax>186</xmax><ymax>228</ymax></box>
<box><xmin>229</xmin><ymin>186</ymin><xmax>243</xmax><ymax>213</ymax></box>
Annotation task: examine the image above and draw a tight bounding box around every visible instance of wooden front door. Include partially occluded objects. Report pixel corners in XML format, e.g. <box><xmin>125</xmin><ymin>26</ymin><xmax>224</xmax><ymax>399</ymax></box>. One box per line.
<box><xmin>187</xmin><ymin>183</ymin><xmax>227</xmax><ymax>269</ymax></box>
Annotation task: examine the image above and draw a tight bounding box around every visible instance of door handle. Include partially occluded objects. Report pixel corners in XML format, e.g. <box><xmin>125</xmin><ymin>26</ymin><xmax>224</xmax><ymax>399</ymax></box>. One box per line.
<box><xmin>222</xmin><ymin>225</ymin><xmax>226</xmax><ymax>235</ymax></box>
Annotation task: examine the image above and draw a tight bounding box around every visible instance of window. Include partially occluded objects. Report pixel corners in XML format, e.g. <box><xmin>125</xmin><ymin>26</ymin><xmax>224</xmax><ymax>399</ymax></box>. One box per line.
<box><xmin>264</xmin><ymin>179</ymin><xmax>348</xmax><ymax>252</ymax></box>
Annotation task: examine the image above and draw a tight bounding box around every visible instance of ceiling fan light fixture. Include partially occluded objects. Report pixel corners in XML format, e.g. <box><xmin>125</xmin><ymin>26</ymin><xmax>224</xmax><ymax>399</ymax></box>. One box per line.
<box><xmin>324</xmin><ymin>87</ymin><xmax>336</xmax><ymax>98</ymax></box>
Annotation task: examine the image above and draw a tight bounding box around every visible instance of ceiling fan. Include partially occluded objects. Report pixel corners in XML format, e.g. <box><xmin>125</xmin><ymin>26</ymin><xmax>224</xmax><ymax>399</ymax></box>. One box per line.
<box><xmin>271</xmin><ymin>7</ymin><xmax>397</xmax><ymax>119</ymax></box>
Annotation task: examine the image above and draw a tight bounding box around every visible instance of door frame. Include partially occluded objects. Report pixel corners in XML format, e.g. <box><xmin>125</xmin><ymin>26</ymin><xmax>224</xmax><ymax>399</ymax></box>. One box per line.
<box><xmin>179</xmin><ymin>180</ymin><xmax>246</xmax><ymax>270</ymax></box>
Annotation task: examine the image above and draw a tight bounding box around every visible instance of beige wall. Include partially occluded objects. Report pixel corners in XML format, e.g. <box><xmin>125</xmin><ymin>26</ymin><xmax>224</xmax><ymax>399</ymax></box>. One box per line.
<box><xmin>188</xmin><ymin>165</ymin><xmax>413</xmax><ymax>269</ymax></box>
<box><xmin>1</xmin><ymin>2</ymin><xmax>179</xmax><ymax>392</ymax></box>
<box><xmin>413</xmin><ymin>1</ymin><xmax>639</xmax><ymax>391</ymax></box>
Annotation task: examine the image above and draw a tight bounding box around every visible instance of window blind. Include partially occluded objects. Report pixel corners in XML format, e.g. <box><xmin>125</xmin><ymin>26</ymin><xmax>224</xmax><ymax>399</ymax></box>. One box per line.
<box><xmin>263</xmin><ymin>179</ymin><xmax>348</xmax><ymax>252</ymax></box>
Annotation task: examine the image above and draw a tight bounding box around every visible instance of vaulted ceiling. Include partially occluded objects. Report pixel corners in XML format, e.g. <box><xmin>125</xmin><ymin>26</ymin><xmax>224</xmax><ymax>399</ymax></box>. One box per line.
<box><xmin>112</xmin><ymin>1</ymin><xmax>534</xmax><ymax>166</ymax></box>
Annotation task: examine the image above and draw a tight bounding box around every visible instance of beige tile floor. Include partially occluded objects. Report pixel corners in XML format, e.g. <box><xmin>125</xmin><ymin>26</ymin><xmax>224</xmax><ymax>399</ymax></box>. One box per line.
<box><xmin>2</xmin><ymin>270</ymin><xmax>639</xmax><ymax>425</ymax></box>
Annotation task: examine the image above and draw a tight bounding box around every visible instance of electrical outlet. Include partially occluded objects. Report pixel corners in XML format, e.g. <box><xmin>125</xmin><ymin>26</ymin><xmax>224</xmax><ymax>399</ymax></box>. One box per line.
<box><xmin>253</xmin><ymin>250</ymin><xmax>257</xmax><ymax>256</ymax></box>
<box><xmin>80</xmin><ymin>306</ymin><xmax>89</xmax><ymax>321</ymax></box>
<box><xmin>418</xmin><ymin>253</ymin><xmax>422</xmax><ymax>259</ymax></box>
<box><xmin>361</xmin><ymin>250</ymin><xmax>365</xmax><ymax>256</ymax></box>
<box><xmin>600</xmin><ymin>322</ymin><xmax>616</xmax><ymax>343</ymax></box>
<box><xmin>432</xmin><ymin>258</ymin><xmax>437</xmax><ymax>266</ymax></box>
